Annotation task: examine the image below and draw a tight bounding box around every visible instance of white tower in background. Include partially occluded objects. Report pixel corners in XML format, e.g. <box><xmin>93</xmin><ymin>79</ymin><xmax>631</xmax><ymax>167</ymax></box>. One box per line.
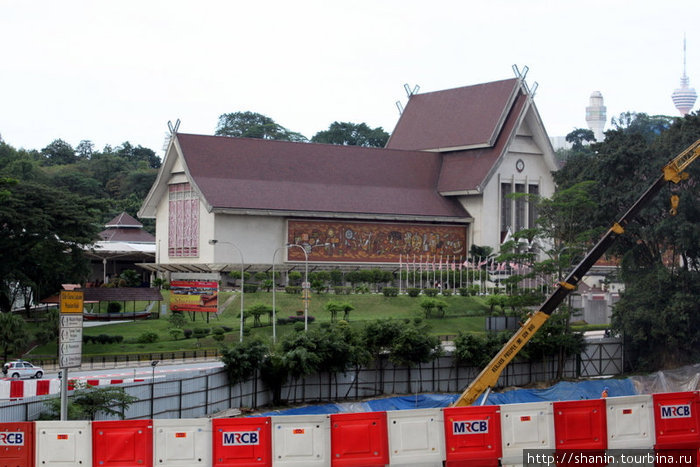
<box><xmin>585</xmin><ymin>91</ymin><xmax>606</xmax><ymax>142</ymax></box>
<box><xmin>672</xmin><ymin>36</ymin><xmax>697</xmax><ymax>116</ymax></box>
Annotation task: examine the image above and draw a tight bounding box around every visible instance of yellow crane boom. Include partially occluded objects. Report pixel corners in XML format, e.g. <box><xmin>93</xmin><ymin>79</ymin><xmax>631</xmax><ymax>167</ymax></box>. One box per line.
<box><xmin>452</xmin><ymin>138</ymin><xmax>700</xmax><ymax>407</ymax></box>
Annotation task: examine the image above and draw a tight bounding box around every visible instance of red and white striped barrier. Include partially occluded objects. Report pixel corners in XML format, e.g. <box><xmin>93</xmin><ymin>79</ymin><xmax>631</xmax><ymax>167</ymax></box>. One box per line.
<box><xmin>0</xmin><ymin>391</ymin><xmax>698</xmax><ymax>466</ymax></box>
<box><xmin>0</xmin><ymin>377</ymin><xmax>149</xmax><ymax>399</ymax></box>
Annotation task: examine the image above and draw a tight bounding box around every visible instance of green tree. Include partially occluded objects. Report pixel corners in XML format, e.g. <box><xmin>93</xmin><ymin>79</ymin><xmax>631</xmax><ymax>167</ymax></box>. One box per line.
<box><xmin>215</xmin><ymin>111</ymin><xmax>308</xmax><ymax>142</ymax></box>
<box><xmin>246</xmin><ymin>303</ymin><xmax>272</xmax><ymax>327</ymax></box>
<box><xmin>324</xmin><ymin>301</ymin><xmax>343</xmax><ymax>323</ymax></box>
<box><xmin>554</xmin><ymin>112</ymin><xmax>700</xmax><ymax>370</ymax></box>
<box><xmin>389</xmin><ymin>324</ymin><xmax>441</xmax><ymax>393</ymax></box>
<box><xmin>0</xmin><ymin>312</ymin><xmax>30</xmax><ymax>362</ymax></box>
<box><xmin>40</xmin><ymin>383</ymin><xmax>137</xmax><ymax>420</ymax></box>
<box><xmin>260</xmin><ymin>352</ymin><xmax>288</xmax><ymax>405</ymax></box>
<box><xmin>311</xmin><ymin>121</ymin><xmax>389</xmax><ymax>147</ymax></box>
<box><xmin>0</xmin><ymin>179</ymin><xmax>102</xmax><ymax>312</ymax></box>
<box><xmin>119</xmin><ymin>269</ymin><xmax>141</xmax><ymax>287</ymax></box>
<box><xmin>565</xmin><ymin>128</ymin><xmax>596</xmax><ymax>149</ymax></box>
<box><xmin>220</xmin><ymin>340</ymin><xmax>268</xmax><ymax>385</ymax></box>
<box><xmin>41</xmin><ymin>139</ymin><xmax>77</xmax><ymax>166</ymax></box>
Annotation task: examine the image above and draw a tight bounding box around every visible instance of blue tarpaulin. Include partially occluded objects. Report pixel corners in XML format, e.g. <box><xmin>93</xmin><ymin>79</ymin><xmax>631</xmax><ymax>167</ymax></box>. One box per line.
<box><xmin>259</xmin><ymin>378</ymin><xmax>637</xmax><ymax>416</ymax></box>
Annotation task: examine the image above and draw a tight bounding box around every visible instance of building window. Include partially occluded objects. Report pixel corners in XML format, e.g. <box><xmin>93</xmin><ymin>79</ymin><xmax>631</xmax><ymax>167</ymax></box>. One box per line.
<box><xmin>515</xmin><ymin>183</ymin><xmax>526</xmax><ymax>231</ymax></box>
<box><xmin>501</xmin><ymin>182</ymin><xmax>539</xmax><ymax>238</ymax></box>
<box><xmin>500</xmin><ymin>183</ymin><xmax>512</xmax><ymax>235</ymax></box>
<box><xmin>168</xmin><ymin>183</ymin><xmax>199</xmax><ymax>257</ymax></box>
<box><xmin>528</xmin><ymin>184</ymin><xmax>539</xmax><ymax>230</ymax></box>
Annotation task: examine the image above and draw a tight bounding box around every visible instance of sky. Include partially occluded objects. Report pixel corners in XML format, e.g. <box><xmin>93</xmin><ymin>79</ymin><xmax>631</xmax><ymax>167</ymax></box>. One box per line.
<box><xmin>1</xmin><ymin>0</ymin><xmax>699</xmax><ymax>156</ymax></box>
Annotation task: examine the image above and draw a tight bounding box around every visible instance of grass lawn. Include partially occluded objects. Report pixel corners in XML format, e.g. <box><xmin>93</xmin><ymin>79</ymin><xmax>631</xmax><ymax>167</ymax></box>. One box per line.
<box><xmin>26</xmin><ymin>290</ymin><xmax>490</xmax><ymax>358</ymax></box>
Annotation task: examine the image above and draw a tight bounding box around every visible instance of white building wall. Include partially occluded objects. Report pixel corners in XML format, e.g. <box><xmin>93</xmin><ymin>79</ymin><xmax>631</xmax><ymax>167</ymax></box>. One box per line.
<box><xmin>459</xmin><ymin>121</ymin><xmax>556</xmax><ymax>253</ymax></box>
<box><xmin>212</xmin><ymin>214</ymin><xmax>287</xmax><ymax>265</ymax></box>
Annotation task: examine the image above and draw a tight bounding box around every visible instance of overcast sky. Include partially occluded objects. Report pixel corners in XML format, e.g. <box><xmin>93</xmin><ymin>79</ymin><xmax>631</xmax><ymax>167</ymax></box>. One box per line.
<box><xmin>1</xmin><ymin>0</ymin><xmax>699</xmax><ymax>155</ymax></box>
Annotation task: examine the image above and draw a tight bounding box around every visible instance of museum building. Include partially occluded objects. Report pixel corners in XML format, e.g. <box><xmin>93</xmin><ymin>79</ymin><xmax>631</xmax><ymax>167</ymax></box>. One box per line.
<box><xmin>137</xmin><ymin>76</ymin><xmax>558</xmax><ymax>279</ymax></box>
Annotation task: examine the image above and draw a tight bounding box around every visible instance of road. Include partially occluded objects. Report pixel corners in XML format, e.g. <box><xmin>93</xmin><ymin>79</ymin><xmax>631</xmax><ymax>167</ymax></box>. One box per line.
<box><xmin>44</xmin><ymin>360</ymin><xmax>224</xmax><ymax>382</ymax></box>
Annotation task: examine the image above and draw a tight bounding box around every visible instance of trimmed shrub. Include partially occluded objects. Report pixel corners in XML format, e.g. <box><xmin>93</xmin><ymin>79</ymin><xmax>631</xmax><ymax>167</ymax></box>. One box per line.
<box><xmin>192</xmin><ymin>328</ymin><xmax>211</xmax><ymax>339</ymax></box>
<box><xmin>243</xmin><ymin>284</ymin><xmax>259</xmax><ymax>293</ymax></box>
<box><xmin>286</xmin><ymin>315</ymin><xmax>315</xmax><ymax>324</ymax></box>
<box><xmin>458</xmin><ymin>287</ymin><xmax>470</xmax><ymax>296</ymax></box>
<box><xmin>382</xmin><ymin>287</ymin><xmax>399</xmax><ymax>297</ymax></box>
<box><xmin>285</xmin><ymin>286</ymin><xmax>301</xmax><ymax>294</ymax></box>
<box><xmin>293</xmin><ymin>322</ymin><xmax>305</xmax><ymax>332</ymax></box>
<box><xmin>183</xmin><ymin>329</ymin><xmax>193</xmax><ymax>339</ymax></box>
<box><xmin>107</xmin><ymin>302</ymin><xmax>122</xmax><ymax>313</ymax></box>
<box><xmin>423</xmin><ymin>288</ymin><xmax>439</xmax><ymax>297</ymax></box>
<box><xmin>333</xmin><ymin>286</ymin><xmax>352</xmax><ymax>295</ymax></box>
<box><xmin>354</xmin><ymin>284</ymin><xmax>370</xmax><ymax>294</ymax></box>
<box><xmin>137</xmin><ymin>331</ymin><xmax>158</xmax><ymax>344</ymax></box>
<box><xmin>442</xmin><ymin>289</ymin><xmax>452</xmax><ymax>297</ymax></box>
<box><xmin>407</xmin><ymin>288</ymin><xmax>421</xmax><ymax>297</ymax></box>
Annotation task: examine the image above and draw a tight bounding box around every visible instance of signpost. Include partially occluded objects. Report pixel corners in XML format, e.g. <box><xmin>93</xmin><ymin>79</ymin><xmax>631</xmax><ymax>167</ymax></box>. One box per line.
<box><xmin>59</xmin><ymin>290</ymin><xmax>84</xmax><ymax>421</ymax></box>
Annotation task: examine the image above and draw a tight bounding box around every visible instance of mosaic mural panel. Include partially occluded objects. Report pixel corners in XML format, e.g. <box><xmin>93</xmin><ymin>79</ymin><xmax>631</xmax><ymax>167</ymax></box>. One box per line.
<box><xmin>287</xmin><ymin>220</ymin><xmax>467</xmax><ymax>262</ymax></box>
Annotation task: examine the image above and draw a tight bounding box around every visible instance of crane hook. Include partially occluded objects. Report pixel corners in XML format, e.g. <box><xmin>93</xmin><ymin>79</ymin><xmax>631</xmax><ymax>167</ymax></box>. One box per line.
<box><xmin>670</xmin><ymin>194</ymin><xmax>680</xmax><ymax>216</ymax></box>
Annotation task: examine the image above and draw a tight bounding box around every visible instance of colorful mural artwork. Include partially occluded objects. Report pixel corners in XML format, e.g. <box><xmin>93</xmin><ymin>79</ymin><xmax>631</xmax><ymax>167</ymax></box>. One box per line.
<box><xmin>287</xmin><ymin>220</ymin><xmax>467</xmax><ymax>263</ymax></box>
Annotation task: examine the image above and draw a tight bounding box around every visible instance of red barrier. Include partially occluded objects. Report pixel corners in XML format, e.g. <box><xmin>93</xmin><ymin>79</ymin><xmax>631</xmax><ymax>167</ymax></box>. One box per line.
<box><xmin>212</xmin><ymin>417</ymin><xmax>271</xmax><ymax>467</ymax></box>
<box><xmin>553</xmin><ymin>399</ymin><xmax>607</xmax><ymax>467</ymax></box>
<box><xmin>443</xmin><ymin>405</ymin><xmax>502</xmax><ymax>467</ymax></box>
<box><xmin>653</xmin><ymin>391</ymin><xmax>700</xmax><ymax>449</ymax></box>
<box><xmin>36</xmin><ymin>379</ymin><xmax>50</xmax><ymax>396</ymax></box>
<box><xmin>0</xmin><ymin>421</ymin><xmax>34</xmax><ymax>467</ymax></box>
<box><xmin>87</xmin><ymin>379</ymin><xmax>99</xmax><ymax>386</ymax></box>
<box><xmin>93</xmin><ymin>419</ymin><xmax>153</xmax><ymax>466</ymax></box>
<box><xmin>9</xmin><ymin>380</ymin><xmax>23</xmax><ymax>399</ymax></box>
<box><xmin>330</xmin><ymin>411</ymin><xmax>389</xmax><ymax>467</ymax></box>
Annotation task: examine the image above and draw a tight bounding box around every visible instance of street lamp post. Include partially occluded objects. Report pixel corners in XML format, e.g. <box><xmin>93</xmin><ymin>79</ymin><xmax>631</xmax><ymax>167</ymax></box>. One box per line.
<box><xmin>209</xmin><ymin>239</ymin><xmax>245</xmax><ymax>342</ymax></box>
<box><xmin>150</xmin><ymin>360</ymin><xmax>159</xmax><ymax>418</ymax></box>
<box><xmin>287</xmin><ymin>243</ymin><xmax>329</xmax><ymax>332</ymax></box>
<box><xmin>287</xmin><ymin>244</ymin><xmax>310</xmax><ymax>331</ymax></box>
<box><xmin>271</xmin><ymin>245</ymin><xmax>289</xmax><ymax>344</ymax></box>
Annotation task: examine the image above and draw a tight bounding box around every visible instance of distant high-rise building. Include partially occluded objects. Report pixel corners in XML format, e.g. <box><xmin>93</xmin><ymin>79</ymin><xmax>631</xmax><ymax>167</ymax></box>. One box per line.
<box><xmin>672</xmin><ymin>36</ymin><xmax>697</xmax><ymax>116</ymax></box>
<box><xmin>585</xmin><ymin>91</ymin><xmax>606</xmax><ymax>142</ymax></box>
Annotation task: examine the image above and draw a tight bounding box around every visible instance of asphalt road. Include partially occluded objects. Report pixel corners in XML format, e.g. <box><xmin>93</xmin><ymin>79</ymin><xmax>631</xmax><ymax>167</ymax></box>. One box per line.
<box><xmin>43</xmin><ymin>360</ymin><xmax>224</xmax><ymax>381</ymax></box>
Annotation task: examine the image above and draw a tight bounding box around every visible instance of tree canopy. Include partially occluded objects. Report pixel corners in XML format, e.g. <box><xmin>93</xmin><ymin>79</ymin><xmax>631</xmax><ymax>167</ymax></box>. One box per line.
<box><xmin>0</xmin><ymin>137</ymin><xmax>160</xmax><ymax>308</ymax></box>
<box><xmin>553</xmin><ymin>111</ymin><xmax>700</xmax><ymax>370</ymax></box>
<box><xmin>215</xmin><ymin>111</ymin><xmax>307</xmax><ymax>142</ymax></box>
<box><xmin>311</xmin><ymin>121</ymin><xmax>389</xmax><ymax>147</ymax></box>
<box><xmin>0</xmin><ymin>178</ymin><xmax>103</xmax><ymax>311</ymax></box>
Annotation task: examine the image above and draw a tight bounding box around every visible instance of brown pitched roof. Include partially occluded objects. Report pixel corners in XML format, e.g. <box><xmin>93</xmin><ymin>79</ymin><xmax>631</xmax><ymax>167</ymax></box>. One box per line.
<box><xmin>41</xmin><ymin>287</ymin><xmax>163</xmax><ymax>303</ymax></box>
<box><xmin>99</xmin><ymin>212</ymin><xmax>155</xmax><ymax>242</ymax></box>
<box><xmin>437</xmin><ymin>91</ymin><xmax>528</xmax><ymax>193</ymax></box>
<box><xmin>105</xmin><ymin>212</ymin><xmax>142</xmax><ymax>228</ymax></box>
<box><xmin>99</xmin><ymin>228</ymin><xmax>156</xmax><ymax>243</ymax></box>
<box><xmin>177</xmin><ymin>134</ymin><xmax>470</xmax><ymax>220</ymax></box>
<box><xmin>386</xmin><ymin>78</ymin><xmax>520</xmax><ymax>151</ymax></box>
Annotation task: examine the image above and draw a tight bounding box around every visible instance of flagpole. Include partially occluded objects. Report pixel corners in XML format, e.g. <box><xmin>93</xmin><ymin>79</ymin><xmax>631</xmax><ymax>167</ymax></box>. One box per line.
<box><xmin>412</xmin><ymin>254</ymin><xmax>416</xmax><ymax>289</ymax></box>
<box><xmin>419</xmin><ymin>255</ymin><xmax>423</xmax><ymax>290</ymax></box>
<box><xmin>399</xmin><ymin>254</ymin><xmax>402</xmax><ymax>295</ymax></box>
